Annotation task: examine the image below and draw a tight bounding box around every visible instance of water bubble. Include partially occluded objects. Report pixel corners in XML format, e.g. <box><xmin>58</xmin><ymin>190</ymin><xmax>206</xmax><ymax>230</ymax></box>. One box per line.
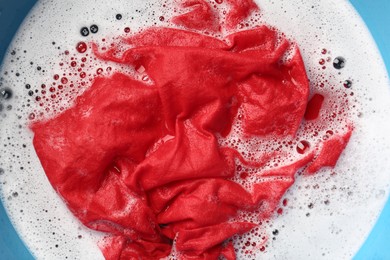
<box><xmin>296</xmin><ymin>140</ymin><xmax>310</xmax><ymax>154</ymax></box>
<box><xmin>61</xmin><ymin>77</ymin><xmax>68</xmax><ymax>84</ymax></box>
<box><xmin>0</xmin><ymin>87</ymin><xmax>13</xmax><ymax>100</ymax></box>
<box><xmin>80</xmin><ymin>27</ymin><xmax>89</xmax><ymax>37</ymax></box>
<box><xmin>90</xmin><ymin>24</ymin><xmax>98</xmax><ymax>34</ymax></box>
<box><xmin>326</xmin><ymin>130</ymin><xmax>334</xmax><ymax>136</ymax></box>
<box><xmin>343</xmin><ymin>80</ymin><xmax>352</xmax><ymax>88</ymax></box>
<box><xmin>28</xmin><ymin>113</ymin><xmax>36</xmax><ymax>120</ymax></box>
<box><xmin>76</xmin><ymin>42</ymin><xmax>88</xmax><ymax>53</ymax></box>
<box><xmin>333</xmin><ymin>56</ymin><xmax>346</xmax><ymax>69</ymax></box>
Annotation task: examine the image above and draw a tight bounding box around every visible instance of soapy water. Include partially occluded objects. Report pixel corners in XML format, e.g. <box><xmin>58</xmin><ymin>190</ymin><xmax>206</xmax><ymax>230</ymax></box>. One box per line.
<box><xmin>0</xmin><ymin>0</ymin><xmax>390</xmax><ymax>259</ymax></box>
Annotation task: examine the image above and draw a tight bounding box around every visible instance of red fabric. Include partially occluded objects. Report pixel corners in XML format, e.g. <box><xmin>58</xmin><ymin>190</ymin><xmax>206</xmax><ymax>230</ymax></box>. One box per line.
<box><xmin>305</xmin><ymin>93</ymin><xmax>325</xmax><ymax>120</ymax></box>
<box><xmin>306</xmin><ymin>129</ymin><xmax>353</xmax><ymax>174</ymax></box>
<box><xmin>172</xmin><ymin>0</ymin><xmax>220</xmax><ymax>32</ymax></box>
<box><xmin>31</xmin><ymin>0</ymin><xmax>352</xmax><ymax>259</ymax></box>
<box><xmin>225</xmin><ymin>0</ymin><xmax>259</xmax><ymax>29</ymax></box>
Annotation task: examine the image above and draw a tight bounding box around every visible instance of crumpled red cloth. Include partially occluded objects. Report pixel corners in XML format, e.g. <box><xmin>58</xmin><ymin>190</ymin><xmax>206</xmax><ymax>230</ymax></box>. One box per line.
<box><xmin>31</xmin><ymin>0</ymin><xmax>352</xmax><ymax>259</ymax></box>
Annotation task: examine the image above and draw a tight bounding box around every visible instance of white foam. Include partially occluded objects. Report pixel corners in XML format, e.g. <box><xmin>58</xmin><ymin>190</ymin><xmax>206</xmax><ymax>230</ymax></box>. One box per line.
<box><xmin>0</xmin><ymin>0</ymin><xmax>389</xmax><ymax>259</ymax></box>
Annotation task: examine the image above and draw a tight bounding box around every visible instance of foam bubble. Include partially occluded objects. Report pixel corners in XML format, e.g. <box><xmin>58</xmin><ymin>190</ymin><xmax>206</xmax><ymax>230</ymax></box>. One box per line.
<box><xmin>0</xmin><ymin>0</ymin><xmax>389</xmax><ymax>259</ymax></box>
